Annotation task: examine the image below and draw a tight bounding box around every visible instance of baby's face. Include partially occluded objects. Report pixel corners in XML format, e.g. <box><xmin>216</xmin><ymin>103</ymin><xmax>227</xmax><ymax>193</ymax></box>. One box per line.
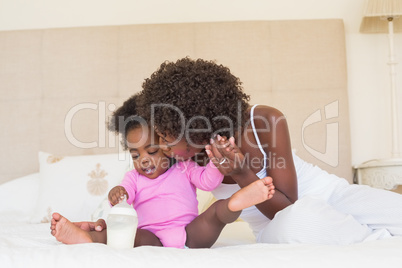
<box><xmin>126</xmin><ymin>126</ymin><xmax>170</xmax><ymax>179</ymax></box>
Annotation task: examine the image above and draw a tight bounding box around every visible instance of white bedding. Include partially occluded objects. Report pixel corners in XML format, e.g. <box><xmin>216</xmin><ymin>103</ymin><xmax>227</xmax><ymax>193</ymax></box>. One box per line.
<box><xmin>1</xmin><ymin>221</ymin><xmax>402</xmax><ymax>268</ymax></box>
<box><xmin>2</xmin><ymin>170</ymin><xmax>402</xmax><ymax>268</ymax></box>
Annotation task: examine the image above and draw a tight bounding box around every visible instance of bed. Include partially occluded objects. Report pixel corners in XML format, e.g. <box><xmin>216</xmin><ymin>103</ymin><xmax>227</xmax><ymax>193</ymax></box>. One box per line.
<box><xmin>1</xmin><ymin>19</ymin><xmax>402</xmax><ymax>267</ymax></box>
<box><xmin>2</xmin><ymin>172</ymin><xmax>402</xmax><ymax>268</ymax></box>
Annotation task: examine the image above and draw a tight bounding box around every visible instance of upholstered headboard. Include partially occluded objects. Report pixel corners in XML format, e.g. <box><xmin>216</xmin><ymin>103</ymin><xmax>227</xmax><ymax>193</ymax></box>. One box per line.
<box><xmin>0</xmin><ymin>19</ymin><xmax>351</xmax><ymax>184</ymax></box>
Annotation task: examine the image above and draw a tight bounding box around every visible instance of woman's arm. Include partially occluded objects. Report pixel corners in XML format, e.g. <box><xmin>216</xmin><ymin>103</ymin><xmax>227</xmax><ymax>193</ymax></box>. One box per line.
<box><xmin>251</xmin><ymin>106</ymin><xmax>298</xmax><ymax>219</ymax></box>
<box><xmin>206</xmin><ymin>106</ymin><xmax>298</xmax><ymax>219</ymax></box>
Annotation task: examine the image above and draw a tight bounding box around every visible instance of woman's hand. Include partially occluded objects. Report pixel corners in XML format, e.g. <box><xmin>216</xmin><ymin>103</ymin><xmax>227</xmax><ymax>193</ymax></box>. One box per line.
<box><xmin>205</xmin><ymin>135</ymin><xmax>246</xmax><ymax>175</ymax></box>
<box><xmin>108</xmin><ymin>186</ymin><xmax>128</xmax><ymax>206</ymax></box>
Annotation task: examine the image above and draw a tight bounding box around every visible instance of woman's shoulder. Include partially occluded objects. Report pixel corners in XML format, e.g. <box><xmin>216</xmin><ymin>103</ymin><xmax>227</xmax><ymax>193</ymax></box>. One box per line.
<box><xmin>248</xmin><ymin>104</ymin><xmax>291</xmax><ymax>144</ymax></box>
<box><xmin>250</xmin><ymin>104</ymin><xmax>286</xmax><ymax>123</ymax></box>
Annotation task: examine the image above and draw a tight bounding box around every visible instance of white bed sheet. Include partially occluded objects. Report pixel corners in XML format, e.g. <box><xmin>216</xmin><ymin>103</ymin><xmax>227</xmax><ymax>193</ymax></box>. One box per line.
<box><xmin>2</xmin><ymin>174</ymin><xmax>402</xmax><ymax>268</ymax></box>
<box><xmin>1</xmin><ymin>220</ymin><xmax>402</xmax><ymax>268</ymax></box>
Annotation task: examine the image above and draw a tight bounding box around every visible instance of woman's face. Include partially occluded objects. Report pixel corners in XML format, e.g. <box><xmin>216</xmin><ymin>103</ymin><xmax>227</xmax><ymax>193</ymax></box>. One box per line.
<box><xmin>156</xmin><ymin>131</ymin><xmax>204</xmax><ymax>161</ymax></box>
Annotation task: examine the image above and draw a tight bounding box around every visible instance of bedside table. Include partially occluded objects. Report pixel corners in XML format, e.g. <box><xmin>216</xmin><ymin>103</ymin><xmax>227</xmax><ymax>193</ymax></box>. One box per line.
<box><xmin>354</xmin><ymin>158</ymin><xmax>402</xmax><ymax>190</ymax></box>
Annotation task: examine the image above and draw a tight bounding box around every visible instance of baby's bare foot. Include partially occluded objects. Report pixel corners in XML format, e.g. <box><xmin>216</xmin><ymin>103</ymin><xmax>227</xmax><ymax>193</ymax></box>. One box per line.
<box><xmin>228</xmin><ymin>177</ymin><xmax>275</xmax><ymax>212</ymax></box>
<box><xmin>50</xmin><ymin>213</ymin><xmax>93</xmax><ymax>244</ymax></box>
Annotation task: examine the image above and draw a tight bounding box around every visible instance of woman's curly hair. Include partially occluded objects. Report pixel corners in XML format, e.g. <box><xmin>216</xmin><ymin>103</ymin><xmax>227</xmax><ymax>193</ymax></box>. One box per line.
<box><xmin>108</xmin><ymin>93</ymin><xmax>147</xmax><ymax>149</ymax></box>
<box><xmin>137</xmin><ymin>57</ymin><xmax>250</xmax><ymax>145</ymax></box>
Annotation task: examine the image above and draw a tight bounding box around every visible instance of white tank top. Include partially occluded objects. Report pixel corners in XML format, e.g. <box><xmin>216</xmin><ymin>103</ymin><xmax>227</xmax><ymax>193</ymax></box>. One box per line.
<box><xmin>250</xmin><ymin>104</ymin><xmax>268</xmax><ymax>179</ymax></box>
<box><xmin>212</xmin><ymin>104</ymin><xmax>271</xmax><ymax>236</ymax></box>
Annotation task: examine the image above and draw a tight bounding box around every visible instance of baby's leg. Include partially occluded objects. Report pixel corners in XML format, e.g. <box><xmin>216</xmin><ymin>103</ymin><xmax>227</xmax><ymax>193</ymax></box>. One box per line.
<box><xmin>185</xmin><ymin>199</ymin><xmax>235</xmax><ymax>248</ymax></box>
<box><xmin>51</xmin><ymin>213</ymin><xmax>163</xmax><ymax>247</ymax></box>
<box><xmin>134</xmin><ymin>229</ymin><xmax>163</xmax><ymax>247</ymax></box>
<box><xmin>228</xmin><ymin>176</ymin><xmax>275</xmax><ymax>212</ymax></box>
<box><xmin>185</xmin><ymin>177</ymin><xmax>275</xmax><ymax>248</ymax></box>
<box><xmin>50</xmin><ymin>213</ymin><xmax>103</xmax><ymax>244</ymax></box>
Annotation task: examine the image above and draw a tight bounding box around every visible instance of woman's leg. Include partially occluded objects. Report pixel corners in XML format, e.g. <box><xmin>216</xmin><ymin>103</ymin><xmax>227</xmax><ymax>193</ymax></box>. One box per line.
<box><xmin>186</xmin><ymin>177</ymin><xmax>275</xmax><ymax>248</ymax></box>
<box><xmin>257</xmin><ymin>196</ymin><xmax>392</xmax><ymax>245</ymax></box>
<box><xmin>327</xmin><ymin>183</ymin><xmax>402</xmax><ymax>236</ymax></box>
<box><xmin>294</xmin><ymin>155</ymin><xmax>402</xmax><ymax>241</ymax></box>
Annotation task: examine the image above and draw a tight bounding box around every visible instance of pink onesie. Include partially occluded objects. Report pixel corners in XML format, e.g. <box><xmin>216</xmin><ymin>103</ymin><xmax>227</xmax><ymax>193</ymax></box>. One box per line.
<box><xmin>120</xmin><ymin>160</ymin><xmax>223</xmax><ymax>248</ymax></box>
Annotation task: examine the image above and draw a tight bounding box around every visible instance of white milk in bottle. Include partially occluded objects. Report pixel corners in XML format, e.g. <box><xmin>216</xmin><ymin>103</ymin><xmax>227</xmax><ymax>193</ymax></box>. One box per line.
<box><xmin>107</xmin><ymin>196</ymin><xmax>138</xmax><ymax>249</ymax></box>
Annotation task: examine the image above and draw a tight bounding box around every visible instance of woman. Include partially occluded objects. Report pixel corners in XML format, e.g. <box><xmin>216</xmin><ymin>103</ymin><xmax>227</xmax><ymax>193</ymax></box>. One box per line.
<box><xmin>84</xmin><ymin>57</ymin><xmax>402</xmax><ymax>245</ymax></box>
<box><xmin>134</xmin><ymin>57</ymin><xmax>402</xmax><ymax>245</ymax></box>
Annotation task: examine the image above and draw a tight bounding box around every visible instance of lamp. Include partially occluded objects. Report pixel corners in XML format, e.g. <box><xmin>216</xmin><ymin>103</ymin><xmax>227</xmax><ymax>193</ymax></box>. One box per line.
<box><xmin>360</xmin><ymin>0</ymin><xmax>402</xmax><ymax>158</ymax></box>
<box><xmin>355</xmin><ymin>0</ymin><xmax>402</xmax><ymax>190</ymax></box>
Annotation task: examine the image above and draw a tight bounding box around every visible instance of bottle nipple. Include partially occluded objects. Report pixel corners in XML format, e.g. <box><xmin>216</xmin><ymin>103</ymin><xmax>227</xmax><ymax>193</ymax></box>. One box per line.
<box><xmin>109</xmin><ymin>195</ymin><xmax>136</xmax><ymax>216</ymax></box>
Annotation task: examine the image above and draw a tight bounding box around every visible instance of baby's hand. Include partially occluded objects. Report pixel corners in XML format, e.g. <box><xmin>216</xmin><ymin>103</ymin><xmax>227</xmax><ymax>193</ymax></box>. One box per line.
<box><xmin>108</xmin><ymin>186</ymin><xmax>128</xmax><ymax>206</ymax></box>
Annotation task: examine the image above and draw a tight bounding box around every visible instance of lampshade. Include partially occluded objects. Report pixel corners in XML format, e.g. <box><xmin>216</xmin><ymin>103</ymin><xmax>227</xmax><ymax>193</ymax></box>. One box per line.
<box><xmin>360</xmin><ymin>0</ymin><xmax>402</xmax><ymax>33</ymax></box>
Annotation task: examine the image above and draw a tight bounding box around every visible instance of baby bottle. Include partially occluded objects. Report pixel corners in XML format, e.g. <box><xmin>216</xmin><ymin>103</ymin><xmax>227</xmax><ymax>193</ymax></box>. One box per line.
<box><xmin>107</xmin><ymin>196</ymin><xmax>138</xmax><ymax>249</ymax></box>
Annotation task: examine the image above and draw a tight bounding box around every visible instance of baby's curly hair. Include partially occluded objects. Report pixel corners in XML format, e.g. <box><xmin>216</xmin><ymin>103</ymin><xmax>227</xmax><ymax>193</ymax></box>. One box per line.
<box><xmin>108</xmin><ymin>93</ymin><xmax>147</xmax><ymax>150</ymax></box>
<box><xmin>138</xmin><ymin>57</ymin><xmax>250</xmax><ymax>145</ymax></box>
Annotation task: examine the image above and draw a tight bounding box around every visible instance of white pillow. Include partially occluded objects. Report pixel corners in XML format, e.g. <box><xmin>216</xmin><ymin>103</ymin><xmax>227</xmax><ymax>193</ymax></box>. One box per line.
<box><xmin>31</xmin><ymin>152</ymin><xmax>131</xmax><ymax>223</ymax></box>
<box><xmin>0</xmin><ymin>173</ymin><xmax>40</xmax><ymax>222</ymax></box>
<box><xmin>91</xmin><ymin>197</ymin><xmax>112</xmax><ymax>221</ymax></box>
<box><xmin>196</xmin><ymin>189</ymin><xmax>216</xmax><ymax>214</ymax></box>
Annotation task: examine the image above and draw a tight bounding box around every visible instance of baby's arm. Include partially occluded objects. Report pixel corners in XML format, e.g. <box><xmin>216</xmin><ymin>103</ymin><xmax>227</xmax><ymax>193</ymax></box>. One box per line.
<box><xmin>187</xmin><ymin>135</ymin><xmax>243</xmax><ymax>190</ymax></box>
<box><xmin>186</xmin><ymin>160</ymin><xmax>224</xmax><ymax>191</ymax></box>
<box><xmin>108</xmin><ymin>186</ymin><xmax>129</xmax><ymax>206</ymax></box>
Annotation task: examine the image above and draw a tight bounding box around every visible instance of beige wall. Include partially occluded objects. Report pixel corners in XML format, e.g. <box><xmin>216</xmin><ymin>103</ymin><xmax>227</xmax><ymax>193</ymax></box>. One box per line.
<box><xmin>0</xmin><ymin>0</ymin><xmax>402</xmax><ymax>166</ymax></box>
<box><xmin>0</xmin><ymin>20</ymin><xmax>351</xmax><ymax>184</ymax></box>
